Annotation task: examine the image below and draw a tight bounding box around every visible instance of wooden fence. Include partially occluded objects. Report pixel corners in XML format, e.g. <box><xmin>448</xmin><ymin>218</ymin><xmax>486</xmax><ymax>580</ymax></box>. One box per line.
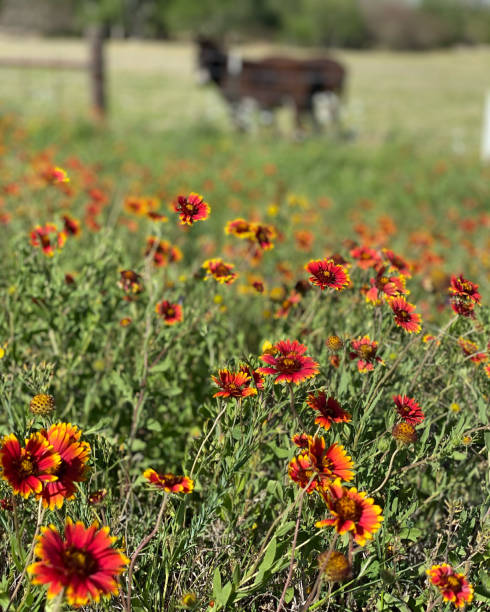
<box><xmin>0</xmin><ymin>27</ymin><xmax>106</xmax><ymax>118</ymax></box>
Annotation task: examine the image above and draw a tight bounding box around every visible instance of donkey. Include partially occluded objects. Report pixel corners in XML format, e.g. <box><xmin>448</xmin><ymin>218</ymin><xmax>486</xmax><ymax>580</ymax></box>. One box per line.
<box><xmin>196</xmin><ymin>38</ymin><xmax>346</xmax><ymax>130</ymax></box>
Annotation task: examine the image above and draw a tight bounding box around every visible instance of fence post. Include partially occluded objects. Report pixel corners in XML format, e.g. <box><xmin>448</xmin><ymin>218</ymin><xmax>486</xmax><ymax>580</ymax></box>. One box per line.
<box><xmin>89</xmin><ymin>25</ymin><xmax>107</xmax><ymax>120</ymax></box>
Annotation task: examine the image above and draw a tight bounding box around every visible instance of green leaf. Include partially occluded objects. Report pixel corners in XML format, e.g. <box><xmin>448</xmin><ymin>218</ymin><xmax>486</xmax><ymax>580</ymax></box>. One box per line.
<box><xmin>276</xmin><ymin>521</ymin><xmax>296</xmax><ymax>538</ymax></box>
<box><xmin>267</xmin><ymin>443</ymin><xmax>291</xmax><ymax>459</ymax></box>
<box><xmin>398</xmin><ymin>527</ymin><xmax>422</xmax><ymax>542</ymax></box>
<box><xmin>258</xmin><ymin>537</ymin><xmax>277</xmax><ymax>574</ymax></box>
<box><xmin>285</xmin><ymin>586</ymin><xmax>295</xmax><ymax>604</ymax></box>
<box><xmin>452</xmin><ymin>451</ymin><xmax>466</xmax><ymax>461</ymax></box>
<box><xmin>215</xmin><ymin>580</ymin><xmax>233</xmax><ymax>608</ymax></box>
<box><xmin>213</xmin><ymin>567</ymin><xmax>222</xmax><ymax>597</ymax></box>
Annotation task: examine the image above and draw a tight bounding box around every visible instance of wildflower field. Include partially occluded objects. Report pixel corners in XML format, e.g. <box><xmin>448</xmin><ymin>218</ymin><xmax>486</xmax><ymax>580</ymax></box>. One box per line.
<box><xmin>0</xmin><ymin>40</ymin><xmax>489</xmax><ymax>612</ymax></box>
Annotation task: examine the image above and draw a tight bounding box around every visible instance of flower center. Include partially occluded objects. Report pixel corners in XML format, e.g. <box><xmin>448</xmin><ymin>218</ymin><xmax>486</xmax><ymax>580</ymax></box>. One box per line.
<box><xmin>19</xmin><ymin>457</ymin><xmax>35</xmax><ymax>476</ymax></box>
<box><xmin>280</xmin><ymin>357</ymin><xmax>298</xmax><ymax>371</ymax></box>
<box><xmin>63</xmin><ymin>546</ymin><xmax>98</xmax><ymax>576</ymax></box>
<box><xmin>215</xmin><ymin>264</ymin><xmax>229</xmax><ymax>277</ymax></box>
<box><xmin>185</xmin><ymin>202</ymin><xmax>195</xmax><ymax>212</ymax></box>
<box><xmin>335</xmin><ymin>497</ymin><xmax>361</xmax><ymax>522</ymax></box>
<box><xmin>166</xmin><ymin>308</ymin><xmax>174</xmax><ymax>317</ymax></box>
<box><xmin>359</xmin><ymin>344</ymin><xmax>374</xmax><ymax>358</ymax></box>
<box><xmin>398</xmin><ymin>310</ymin><xmax>411</xmax><ymax>321</ymax></box>
<box><xmin>320</xmin><ymin>270</ymin><xmax>333</xmax><ymax>282</ymax></box>
<box><xmin>162</xmin><ymin>475</ymin><xmax>180</xmax><ymax>487</ymax></box>
<box><xmin>446</xmin><ymin>575</ymin><xmax>460</xmax><ymax>589</ymax></box>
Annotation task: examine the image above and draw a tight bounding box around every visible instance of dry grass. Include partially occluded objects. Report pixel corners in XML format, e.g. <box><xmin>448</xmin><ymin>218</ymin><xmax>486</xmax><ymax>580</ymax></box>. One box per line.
<box><xmin>0</xmin><ymin>34</ymin><xmax>489</xmax><ymax>152</ymax></box>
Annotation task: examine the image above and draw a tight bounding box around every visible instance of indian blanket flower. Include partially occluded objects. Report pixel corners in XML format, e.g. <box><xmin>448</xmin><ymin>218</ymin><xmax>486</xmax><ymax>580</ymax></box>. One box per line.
<box><xmin>288</xmin><ymin>437</ymin><xmax>354</xmax><ymax>492</ymax></box>
<box><xmin>38</xmin><ymin>423</ymin><xmax>90</xmax><ymax>510</ymax></box>
<box><xmin>124</xmin><ymin>196</ymin><xmax>159</xmax><ymax>217</ymax></box>
<box><xmin>88</xmin><ymin>489</ymin><xmax>107</xmax><ymax>505</ymax></box>
<box><xmin>316</xmin><ymin>478</ymin><xmax>383</xmax><ymax>546</ymax></box>
<box><xmin>389</xmin><ymin>297</ymin><xmax>422</xmax><ymax>333</ymax></box>
<box><xmin>449</xmin><ymin>274</ymin><xmax>481</xmax><ymax>305</ymax></box>
<box><xmin>155</xmin><ymin>300</ymin><xmax>183</xmax><ymax>325</ymax></box>
<box><xmin>292</xmin><ymin>433</ymin><xmax>311</xmax><ymax>449</ymax></box>
<box><xmin>42</xmin><ymin>166</ymin><xmax>69</xmax><ymax>184</ymax></box>
<box><xmin>350</xmin><ymin>336</ymin><xmax>384</xmax><ymax>373</ymax></box>
<box><xmin>143</xmin><ymin>469</ymin><xmax>194</xmax><ymax>494</ymax></box>
<box><xmin>274</xmin><ymin>291</ymin><xmax>301</xmax><ymax>318</ymax></box>
<box><xmin>30</xmin><ymin>224</ymin><xmax>66</xmax><ymax>257</ymax></box>
<box><xmin>458</xmin><ymin>337</ymin><xmax>487</xmax><ymax>364</ymax></box>
<box><xmin>145</xmin><ymin>237</ymin><xmax>182</xmax><ymax>267</ymax></box>
<box><xmin>28</xmin><ymin>518</ymin><xmax>129</xmax><ymax>608</ymax></box>
<box><xmin>365</xmin><ymin>266</ymin><xmax>406</xmax><ymax>304</ymax></box>
<box><xmin>211</xmin><ymin>369</ymin><xmax>258</xmax><ymax>399</ymax></box>
<box><xmin>174</xmin><ymin>192</ymin><xmax>210</xmax><ymax>225</ymax></box>
<box><xmin>0</xmin><ymin>433</ymin><xmax>60</xmax><ymax>498</ymax></box>
<box><xmin>62</xmin><ymin>214</ymin><xmax>81</xmax><ymax>237</ymax></box>
<box><xmin>305</xmin><ymin>259</ymin><xmax>350</xmax><ymax>291</ymax></box>
<box><xmin>451</xmin><ymin>299</ymin><xmax>476</xmax><ymax>318</ymax></box>
<box><xmin>350</xmin><ymin>245</ymin><xmax>381</xmax><ymax>269</ymax></box>
<box><xmin>202</xmin><ymin>258</ymin><xmax>238</xmax><ymax>285</ymax></box>
<box><xmin>118</xmin><ymin>269</ymin><xmax>144</xmax><ymax>295</ymax></box>
<box><xmin>239</xmin><ymin>364</ymin><xmax>264</xmax><ymax>390</ymax></box>
<box><xmin>306</xmin><ymin>392</ymin><xmax>351</xmax><ymax>430</ymax></box>
<box><xmin>426</xmin><ymin>564</ymin><xmax>473</xmax><ymax>608</ymax></box>
<box><xmin>225</xmin><ymin>218</ymin><xmax>253</xmax><ymax>238</ymax></box>
<box><xmin>257</xmin><ymin>339</ymin><xmax>319</xmax><ymax>384</ymax></box>
<box><xmin>251</xmin><ymin>222</ymin><xmax>276</xmax><ymax>250</ymax></box>
<box><xmin>382</xmin><ymin>248</ymin><xmax>411</xmax><ymax>277</ymax></box>
<box><xmin>393</xmin><ymin>395</ymin><xmax>424</xmax><ymax>424</ymax></box>
<box><xmin>294</xmin><ymin>230</ymin><xmax>314</xmax><ymax>251</ymax></box>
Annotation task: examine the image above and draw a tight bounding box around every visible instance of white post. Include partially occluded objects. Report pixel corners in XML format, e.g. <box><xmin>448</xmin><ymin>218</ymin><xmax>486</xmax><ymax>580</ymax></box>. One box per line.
<box><xmin>482</xmin><ymin>91</ymin><xmax>490</xmax><ymax>162</ymax></box>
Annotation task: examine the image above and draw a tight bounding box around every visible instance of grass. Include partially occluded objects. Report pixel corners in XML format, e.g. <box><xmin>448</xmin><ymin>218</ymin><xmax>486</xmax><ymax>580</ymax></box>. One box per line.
<box><xmin>0</xmin><ymin>35</ymin><xmax>489</xmax><ymax>152</ymax></box>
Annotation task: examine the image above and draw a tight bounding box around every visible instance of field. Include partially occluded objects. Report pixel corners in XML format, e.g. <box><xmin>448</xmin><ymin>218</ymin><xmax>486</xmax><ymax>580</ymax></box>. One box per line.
<box><xmin>0</xmin><ymin>37</ymin><xmax>489</xmax><ymax>612</ymax></box>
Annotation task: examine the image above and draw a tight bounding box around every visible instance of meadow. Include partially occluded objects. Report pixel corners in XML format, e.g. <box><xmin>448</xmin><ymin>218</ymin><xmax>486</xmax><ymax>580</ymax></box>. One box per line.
<box><xmin>0</xmin><ymin>37</ymin><xmax>489</xmax><ymax>612</ymax></box>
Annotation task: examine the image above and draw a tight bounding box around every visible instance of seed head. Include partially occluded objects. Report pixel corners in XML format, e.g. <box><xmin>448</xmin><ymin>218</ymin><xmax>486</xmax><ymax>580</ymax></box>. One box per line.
<box><xmin>318</xmin><ymin>551</ymin><xmax>351</xmax><ymax>582</ymax></box>
<box><xmin>326</xmin><ymin>335</ymin><xmax>343</xmax><ymax>352</ymax></box>
<box><xmin>392</xmin><ymin>422</ymin><xmax>417</xmax><ymax>445</ymax></box>
<box><xmin>29</xmin><ymin>393</ymin><xmax>55</xmax><ymax>416</ymax></box>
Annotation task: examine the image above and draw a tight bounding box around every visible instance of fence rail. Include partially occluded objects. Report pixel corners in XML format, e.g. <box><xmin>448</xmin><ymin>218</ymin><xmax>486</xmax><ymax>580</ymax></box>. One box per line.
<box><xmin>0</xmin><ymin>27</ymin><xmax>106</xmax><ymax>118</ymax></box>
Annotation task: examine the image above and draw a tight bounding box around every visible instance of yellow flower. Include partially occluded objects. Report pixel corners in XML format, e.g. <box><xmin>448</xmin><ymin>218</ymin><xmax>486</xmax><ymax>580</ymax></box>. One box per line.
<box><xmin>181</xmin><ymin>592</ymin><xmax>197</xmax><ymax>608</ymax></box>
<box><xmin>213</xmin><ymin>295</ymin><xmax>223</xmax><ymax>304</ymax></box>
<box><xmin>93</xmin><ymin>359</ymin><xmax>105</xmax><ymax>372</ymax></box>
<box><xmin>267</xmin><ymin>203</ymin><xmax>279</xmax><ymax>217</ymax></box>
<box><xmin>269</xmin><ymin>286</ymin><xmax>285</xmax><ymax>301</ymax></box>
<box><xmin>450</xmin><ymin>403</ymin><xmax>461</xmax><ymax>413</ymax></box>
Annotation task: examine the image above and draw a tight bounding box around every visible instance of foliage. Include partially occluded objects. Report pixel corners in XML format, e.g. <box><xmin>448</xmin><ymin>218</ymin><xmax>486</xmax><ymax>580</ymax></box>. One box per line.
<box><xmin>7</xmin><ymin>0</ymin><xmax>490</xmax><ymax>48</ymax></box>
<box><xmin>0</xmin><ymin>113</ymin><xmax>489</xmax><ymax>611</ymax></box>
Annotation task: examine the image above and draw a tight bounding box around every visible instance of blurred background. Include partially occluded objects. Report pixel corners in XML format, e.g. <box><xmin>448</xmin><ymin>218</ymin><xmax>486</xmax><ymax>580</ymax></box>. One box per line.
<box><xmin>0</xmin><ymin>0</ymin><xmax>489</xmax><ymax>153</ymax></box>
